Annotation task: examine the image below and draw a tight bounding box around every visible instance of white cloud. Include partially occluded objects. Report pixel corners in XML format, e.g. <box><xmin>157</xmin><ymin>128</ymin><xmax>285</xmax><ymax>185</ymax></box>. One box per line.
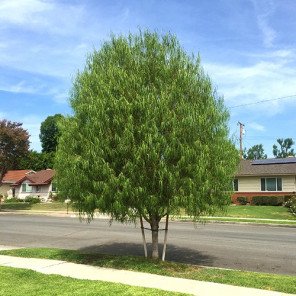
<box><xmin>204</xmin><ymin>53</ymin><xmax>296</xmax><ymax>116</ymax></box>
<box><xmin>0</xmin><ymin>0</ymin><xmax>52</xmax><ymax>26</ymax></box>
<box><xmin>0</xmin><ymin>80</ymin><xmax>45</xmax><ymax>94</ymax></box>
<box><xmin>0</xmin><ymin>0</ymin><xmax>87</xmax><ymax>36</ymax></box>
<box><xmin>248</xmin><ymin>122</ymin><xmax>266</xmax><ymax>132</ymax></box>
<box><xmin>247</xmin><ymin>50</ymin><xmax>295</xmax><ymax>59</ymax></box>
<box><xmin>257</xmin><ymin>17</ymin><xmax>276</xmax><ymax>48</ymax></box>
<box><xmin>251</xmin><ymin>0</ymin><xmax>277</xmax><ymax>47</ymax></box>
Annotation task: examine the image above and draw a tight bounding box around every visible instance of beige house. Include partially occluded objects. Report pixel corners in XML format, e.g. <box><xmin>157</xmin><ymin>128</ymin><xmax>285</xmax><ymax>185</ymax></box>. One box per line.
<box><xmin>232</xmin><ymin>158</ymin><xmax>296</xmax><ymax>202</ymax></box>
<box><xmin>0</xmin><ymin>170</ymin><xmax>33</xmax><ymax>198</ymax></box>
<box><xmin>0</xmin><ymin>169</ymin><xmax>56</xmax><ymax>201</ymax></box>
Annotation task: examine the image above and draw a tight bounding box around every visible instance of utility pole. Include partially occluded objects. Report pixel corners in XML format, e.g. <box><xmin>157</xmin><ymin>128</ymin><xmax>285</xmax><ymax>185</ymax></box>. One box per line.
<box><xmin>238</xmin><ymin>121</ymin><xmax>245</xmax><ymax>159</ymax></box>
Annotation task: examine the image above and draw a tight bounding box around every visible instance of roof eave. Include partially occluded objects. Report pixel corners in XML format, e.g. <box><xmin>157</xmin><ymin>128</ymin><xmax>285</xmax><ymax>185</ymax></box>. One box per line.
<box><xmin>236</xmin><ymin>173</ymin><xmax>296</xmax><ymax>177</ymax></box>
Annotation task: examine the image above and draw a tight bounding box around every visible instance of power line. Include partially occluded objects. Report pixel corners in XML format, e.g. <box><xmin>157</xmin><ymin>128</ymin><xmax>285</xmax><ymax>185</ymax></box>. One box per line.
<box><xmin>229</xmin><ymin>94</ymin><xmax>296</xmax><ymax>108</ymax></box>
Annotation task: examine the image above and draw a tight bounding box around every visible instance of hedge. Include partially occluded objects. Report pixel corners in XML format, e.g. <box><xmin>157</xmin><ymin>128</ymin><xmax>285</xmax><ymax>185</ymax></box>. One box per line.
<box><xmin>251</xmin><ymin>196</ymin><xmax>285</xmax><ymax>206</ymax></box>
<box><xmin>236</xmin><ymin>196</ymin><xmax>248</xmax><ymax>205</ymax></box>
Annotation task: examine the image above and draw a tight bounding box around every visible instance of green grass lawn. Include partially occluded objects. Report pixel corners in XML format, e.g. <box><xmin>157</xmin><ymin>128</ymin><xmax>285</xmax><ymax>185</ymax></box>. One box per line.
<box><xmin>175</xmin><ymin>205</ymin><xmax>296</xmax><ymax>225</ymax></box>
<box><xmin>221</xmin><ymin>205</ymin><xmax>296</xmax><ymax>220</ymax></box>
<box><xmin>0</xmin><ymin>266</ymin><xmax>185</xmax><ymax>296</ymax></box>
<box><xmin>0</xmin><ymin>201</ymin><xmax>69</xmax><ymax>211</ymax></box>
<box><xmin>1</xmin><ymin>248</ymin><xmax>295</xmax><ymax>294</ymax></box>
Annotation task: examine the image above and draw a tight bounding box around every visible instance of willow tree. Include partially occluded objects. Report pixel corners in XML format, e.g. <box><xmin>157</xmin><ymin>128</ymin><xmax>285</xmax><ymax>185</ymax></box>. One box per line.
<box><xmin>55</xmin><ymin>31</ymin><xmax>238</xmax><ymax>259</ymax></box>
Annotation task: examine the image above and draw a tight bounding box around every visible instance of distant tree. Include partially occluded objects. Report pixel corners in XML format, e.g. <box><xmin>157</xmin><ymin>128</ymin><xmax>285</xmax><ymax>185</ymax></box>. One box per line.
<box><xmin>272</xmin><ymin>138</ymin><xmax>295</xmax><ymax>158</ymax></box>
<box><xmin>243</xmin><ymin>144</ymin><xmax>267</xmax><ymax>160</ymax></box>
<box><xmin>0</xmin><ymin>120</ymin><xmax>30</xmax><ymax>178</ymax></box>
<box><xmin>55</xmin><ymin>31</ymin><xmax>238</xmax><ymax>260</ymax></box>
<box><xmin>40</xmin><ymin>114</ymin><xmax>63</xmax><ymax>153</ymax></box>
<box><xmin>19</xmin><ymin>150</ymin><xmax>55</xmax><ymax>171</ymax></box>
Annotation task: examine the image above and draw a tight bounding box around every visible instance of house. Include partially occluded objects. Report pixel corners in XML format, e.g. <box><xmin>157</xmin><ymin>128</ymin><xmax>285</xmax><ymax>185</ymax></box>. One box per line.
<box><xmin>232</xmin><ymin>157</ymin><xmax>296</xmax><ymax>202</ymax></box>
<box><xmin>0</xmin><ymin>169</ymin><xmax>56</xmax><ymax>201</ymax></box>
<box><xmin>0</xmin><ymin>170</ymin><xmax>34</xmax><ymax>198</ymax></box>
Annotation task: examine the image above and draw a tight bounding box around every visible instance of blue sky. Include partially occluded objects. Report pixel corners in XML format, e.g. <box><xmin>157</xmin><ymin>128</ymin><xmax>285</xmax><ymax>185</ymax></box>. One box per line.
<box><xmin>0</xmin><ymin>0</ymin><xmax>295</xmax><ymax>156</ymax></box>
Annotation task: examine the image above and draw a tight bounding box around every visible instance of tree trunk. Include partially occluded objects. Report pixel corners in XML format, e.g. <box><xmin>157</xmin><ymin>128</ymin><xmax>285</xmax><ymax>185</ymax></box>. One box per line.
<box><xmin>150</xmin><ymin>217</ymin><xmax>159</xmax><ymax>259</ymax></box>
<box><xmin>161</xmin><ymin>214</ymin><xmax>169</xmax><ymax>261</ymax></box>
<box><xmin>140</xmin><ymin>215</ymin><xmax>148</xmax><ymax>258</ymax></box>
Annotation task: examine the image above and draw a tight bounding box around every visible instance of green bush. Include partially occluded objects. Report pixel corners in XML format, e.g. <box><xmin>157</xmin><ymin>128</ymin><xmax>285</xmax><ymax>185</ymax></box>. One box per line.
<box><xmin>236</xmin><ymin>196</ymin><xmax>248</xmax><ymax>205</ymax></box>
<box><xmin>24</xmin><ymin>196</ymin><xmax>41</xmax><ymax>204</ymax></box>
<box><xmin>284</xmin><ymin>195</ymin><xmax>294</xmax><ymax>202</ymax></box>
<box><xmin>5</xmin><ymin>197</ymin><xmax>22</xmax><ymax>203</ymax></box>
<box><xmin>50</xmin><ymin>193</ymin><xmax>60</xmax><ymax>202</ymax></box>
<box><xmin>284</xmin><ymin>196</ymin><xmax>296</xmax><ymax>215</ymax></box>
<box><xmin>251</xmin><ymin>196</ymin><xmax>285</xmax><ymax>206</ymax></box>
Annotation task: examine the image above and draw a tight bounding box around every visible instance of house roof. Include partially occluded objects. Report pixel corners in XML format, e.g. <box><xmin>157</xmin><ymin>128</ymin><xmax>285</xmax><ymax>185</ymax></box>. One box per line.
<box><xmin>2</xmin><ymin>170</ymin><xmax>34</xmax><ymax>184</ymax></box>
<box><xmin>27</xmin><ymin>169</ymin><xmax>55</xmax><ymax>185</ymax></box>
<box><xmin>236</xmin><ymin>158</ymin><xmax>296</xmax><ymax>177</ymax></box>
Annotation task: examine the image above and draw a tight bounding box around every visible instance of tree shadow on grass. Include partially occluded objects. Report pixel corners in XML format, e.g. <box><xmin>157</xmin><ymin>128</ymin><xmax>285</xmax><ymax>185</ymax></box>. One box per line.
<box><xmin>79</xmin><ymin>242</ymin><xmax>215</xmax><ymax>266</ymax></box>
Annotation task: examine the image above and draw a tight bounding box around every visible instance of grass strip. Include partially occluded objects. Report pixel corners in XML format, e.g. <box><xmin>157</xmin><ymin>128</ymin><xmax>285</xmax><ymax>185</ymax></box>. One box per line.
<box><xmin>1</xmin><ymin>248</ymin><xmax>295</xmax><ymax>294</ymax></box>
<box><xmin>0</xmin><ymin>265</ymin><xmax>185</xmax><ymax>296</ymax></box>
<box><xmin>223</xmin><ymin>205</ymin><xmax>296</xmax><ymax>220</ymax></box>
<box><xmin>195</xmin><ymin>217</ymin><xmax>296</xmax><ymax>226</ymax></box>
<box><xmin>0</xmin><ymin>202</ymin><xmax>68</xmax><ymax>211</ymax></box>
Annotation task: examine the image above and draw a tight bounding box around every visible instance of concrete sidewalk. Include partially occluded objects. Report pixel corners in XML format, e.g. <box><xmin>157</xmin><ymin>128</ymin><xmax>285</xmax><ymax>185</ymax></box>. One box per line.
<box><xmin>0</xmin><ymin>253</ymin><xmax>294</xmax><ymax>296</ymax></box>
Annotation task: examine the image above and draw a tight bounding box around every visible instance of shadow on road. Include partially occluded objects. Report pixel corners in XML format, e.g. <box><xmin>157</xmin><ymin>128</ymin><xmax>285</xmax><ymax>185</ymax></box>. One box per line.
<box><xmin>79</xmin><ymin>242</ymin><xmax>215</xmax><ymax>265</ymax></box>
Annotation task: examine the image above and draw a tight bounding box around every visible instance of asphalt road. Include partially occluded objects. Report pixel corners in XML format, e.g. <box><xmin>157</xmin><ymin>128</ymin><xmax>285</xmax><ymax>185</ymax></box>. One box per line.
<box><xmin>0</xmin><ymin>214</ymin><xmax>295</xmax><ymax>275</ymax></box>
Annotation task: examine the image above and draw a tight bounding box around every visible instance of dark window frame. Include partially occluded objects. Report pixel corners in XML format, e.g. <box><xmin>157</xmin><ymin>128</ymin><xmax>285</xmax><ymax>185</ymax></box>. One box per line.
<box><xmin>233</xmin><ymin>179</ymin><xmax>238</xmax><ymax>191</ymax></box>
<box><xmin>260</xmin><ymin>177</ymin><xmax>282</xmax><ymax>191</ymax></box>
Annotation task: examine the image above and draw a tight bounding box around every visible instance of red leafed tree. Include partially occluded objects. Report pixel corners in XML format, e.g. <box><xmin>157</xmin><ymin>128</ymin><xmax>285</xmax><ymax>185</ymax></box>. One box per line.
<box><xmin>0</xmin><ymin>120</ymin><xmax>30</xmax><ymax>179</ymax></box>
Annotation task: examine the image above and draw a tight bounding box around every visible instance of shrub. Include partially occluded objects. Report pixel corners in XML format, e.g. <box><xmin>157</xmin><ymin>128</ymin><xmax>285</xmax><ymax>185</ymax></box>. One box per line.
<box><xmin>51</xmin><ymin>192</ymin><xmax>66</xmax><ymax>202</ymax></box>
<box><xmin>5</xmin><ymin>197</ymin><xmax>22</xmax><ymax>203</ymax></box>
<box><xmin>251</xmin><ymin>196</ymin><xmax>285</xmax><ymax>206</ymax></box>
<box><xmin>236</xmin><ymin>196</ymin><xmax>248</xmax><ymax>205</ymax></box>
<box><xmin>284</xmin><ymin>195</ymin><xmax>294</xmax><ymax>202</ymax></box>
<box><xmin>24</xmin><ymin>196</ymin><xmax>41</xmax><ymax>204</ymax></box>
<box><xmin>284</xmin><ymin>196</ymin><xmax>296</xmax><ymax>215</ymax></box>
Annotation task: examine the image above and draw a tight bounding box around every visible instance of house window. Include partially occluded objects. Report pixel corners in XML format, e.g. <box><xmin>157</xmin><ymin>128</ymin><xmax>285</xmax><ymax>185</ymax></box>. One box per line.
<box><xmin>261</xmin><ymin>178</ymin><xmax>282</xmax><ymax>191</ymax></box>
<box><xmin>233</xmin><ymin>179</ymin><xmax>238</xmax><ymax>191</ymax></box>
<box><xmin>51</xmin><ymin>182</ymin><xmax>57</xmax><ymax>192</ymax></box>
<box><xmin>22</xmin><ymin>183</ymin><xmax>32</xmax><ymax>193</ymax></box>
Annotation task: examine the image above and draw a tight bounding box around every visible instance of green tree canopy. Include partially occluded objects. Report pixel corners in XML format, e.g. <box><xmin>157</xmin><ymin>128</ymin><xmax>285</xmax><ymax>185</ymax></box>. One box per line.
<box><xmin>0</xmin><ymin>119</ymin><xmax>30</xmax><ymax>178</ymax></box>
<box><xmin>273</xmin><ymin>138</ymin><xmax>295</xmax><ymax>158</ymax></box>
<box><xmin>243</xmin><ymin>144</ymin><xmax>267</xmax><ymax>160</ymax></box>
<box><xmin>19</xmin><ymin>150</ymin><xmax>55</xmax><ymax>171</ymax></box>
<box><xmin>40</xmin><ymin>114</ymin><xmax>63</xmax><ymax>153</ymax></box>
<box><xmin>55</xmin><ymin>31</ymin><xmax>238</xmax><ymax>259</ymax></box>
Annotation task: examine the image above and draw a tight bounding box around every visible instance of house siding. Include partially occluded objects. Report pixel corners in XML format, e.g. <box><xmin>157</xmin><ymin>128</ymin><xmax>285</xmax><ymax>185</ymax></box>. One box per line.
<box><xmin>17</xmin><ymin>182</ymin><xmax>51</xmax><ymax>200</ymax></box>
<box><xmin>283</xmin><ymin>176</ymin><xmax>296</xmax><ymax>192</ymax></box>
<box><xmin>232</xmin><ymin>175</ymin><xmax>296</xmax><ymax>203</ymax></box>
<box><xmin>236</xmin><ymin>177</ymin><xmax>260</xmax><ymax>192</ymax></box>
<box><xmin>236</xmin><ymin>175</ymin><xmax>296</xmax><ymax>193</ymax></box>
